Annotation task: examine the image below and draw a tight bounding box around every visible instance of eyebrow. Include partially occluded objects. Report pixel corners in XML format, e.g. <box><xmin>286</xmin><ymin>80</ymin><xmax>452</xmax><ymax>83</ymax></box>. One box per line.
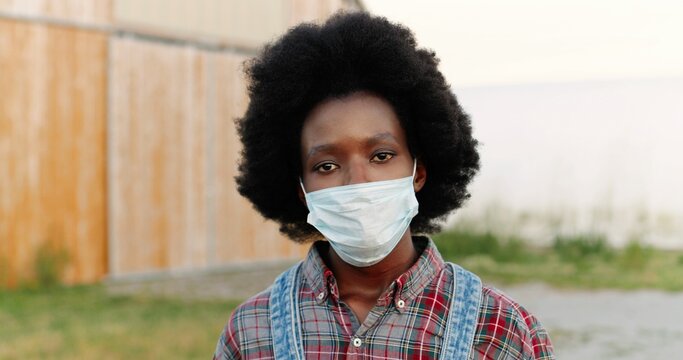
<box><xmin>367</xmin><ymin>132</ymin><xmax>397</xmax><ymax>145</ymax></box>
<box><xmin>306</xmin><ymin>132</ymin><xmax>398</xmax><ymax>159</ymax></box>
<box><xmin>307</xmin><ymin>144</ymin><xmax>336</xmax><ymax>159</ymax></box>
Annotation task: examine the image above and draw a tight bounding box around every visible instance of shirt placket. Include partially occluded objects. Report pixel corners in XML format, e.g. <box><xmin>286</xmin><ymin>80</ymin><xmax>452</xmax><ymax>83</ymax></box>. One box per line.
<box><xmin>328</xmin><ymin>277</ymin><xmax>401</xmax><ymax>359</ymax></box>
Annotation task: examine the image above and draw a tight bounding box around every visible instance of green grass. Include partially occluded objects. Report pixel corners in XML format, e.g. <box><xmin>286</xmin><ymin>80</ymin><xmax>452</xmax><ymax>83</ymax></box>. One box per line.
<box><xmin>0</xmin><ymin>285</ymin><xmax>239</xmax><ymax>359</ymax></box>
<box><xmin>433</xmin><ymin>229</ymin><xmax>683</xmax><ymax>291</ymax></box>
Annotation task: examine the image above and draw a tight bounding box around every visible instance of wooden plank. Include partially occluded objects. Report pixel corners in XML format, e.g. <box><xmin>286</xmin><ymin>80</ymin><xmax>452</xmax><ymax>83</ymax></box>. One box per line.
<box><xmin>210</xmin><ymin>52</ymin><xmax>257</xmax><ymax>262</ymax></box>
<box><xmin>209</xmin><ymin>52</ymin><xmax>307</xmax><ymax>264</ymax></box>
<box><xmin>109</xmin><ymin>40</ymin><xmax>306</xmax><ymax>277</ymax></box>
<box><xmin>109</xmin><ymin>37</ymin><xmax>209</xmax><ymax>276</ymax></box>
<box><xmin>0</xmin><ymin>19</ymin><xmax>107</xmax><ymax>287</ymax></box>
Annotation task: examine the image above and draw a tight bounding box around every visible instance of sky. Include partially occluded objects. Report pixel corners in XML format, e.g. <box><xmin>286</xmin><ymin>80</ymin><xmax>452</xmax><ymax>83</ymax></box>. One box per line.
<box><xmin>363</xmin><ymin>0</ymin><xmax>683</xmax><ymax>87</ymax></box>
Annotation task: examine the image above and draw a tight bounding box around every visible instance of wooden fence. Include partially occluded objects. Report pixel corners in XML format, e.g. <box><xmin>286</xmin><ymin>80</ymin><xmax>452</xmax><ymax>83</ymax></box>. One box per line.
<box><xmin>0</xmin><ymin>18</ymin><xmax>108</xmax><ymax>286</ymax></box>
<box><xmin>0</xmin><ymin>0</ymin><xmax>362</xmax><ymax>287</ymax></box>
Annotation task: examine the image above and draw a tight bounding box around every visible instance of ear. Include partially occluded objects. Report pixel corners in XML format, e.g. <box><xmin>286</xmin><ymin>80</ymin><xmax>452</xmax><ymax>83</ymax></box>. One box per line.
<box><xmin>297</xmin><ymin>180</ymin><xmax>308</xmax><ymax>208</ymax></box>
<box><xmin>413</xmin><ymin>159</ymin><xmax>427</xmax><ymax>192</ymax></box>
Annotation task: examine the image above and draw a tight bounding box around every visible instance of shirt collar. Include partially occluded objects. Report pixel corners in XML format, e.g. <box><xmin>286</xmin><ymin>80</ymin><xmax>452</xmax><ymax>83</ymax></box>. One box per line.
<box><xmin>301</xmin><ymin>236</ymin><xmax>445</xmax><ymax>310</ymax></box>
<box><xmin>301</xmin><ymin>241</ymin><xmax>335</xmax><ymax>304</ymax></box>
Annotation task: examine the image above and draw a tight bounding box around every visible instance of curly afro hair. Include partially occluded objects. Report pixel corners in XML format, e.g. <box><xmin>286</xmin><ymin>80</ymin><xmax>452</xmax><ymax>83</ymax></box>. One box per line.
<box><xmin>235</xmin><ymin>11</ymin><xmax>479</xmax><ymax>242</ymax></box>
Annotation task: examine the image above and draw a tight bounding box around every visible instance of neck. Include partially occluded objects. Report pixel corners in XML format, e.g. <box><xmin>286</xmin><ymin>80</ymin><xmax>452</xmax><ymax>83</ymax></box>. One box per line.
<box><xmin>326</xmin><ymin>231</ymin><xmax>419</xmax><ymax>302</ymax></box>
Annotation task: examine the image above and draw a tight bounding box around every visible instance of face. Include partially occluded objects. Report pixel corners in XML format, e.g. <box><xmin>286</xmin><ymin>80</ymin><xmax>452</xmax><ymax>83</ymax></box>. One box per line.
<box><xmin>299</xmin><ymin>91</ymin><xmax>426</xmax><ymax>194</ymax></box>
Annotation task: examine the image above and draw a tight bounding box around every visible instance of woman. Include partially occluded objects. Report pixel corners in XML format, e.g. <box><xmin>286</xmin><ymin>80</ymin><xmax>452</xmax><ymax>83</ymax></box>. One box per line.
<box><xmin>214</xmin><ymin>12</ymin><xmax>554</xmax><ymax>359</ymax></box>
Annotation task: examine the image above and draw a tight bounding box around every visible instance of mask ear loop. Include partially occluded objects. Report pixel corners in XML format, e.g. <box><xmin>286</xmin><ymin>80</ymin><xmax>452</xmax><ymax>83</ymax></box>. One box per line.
<box><xmin>299</xmin><ymin>177</ymin><xmax>307</xmax><ymax>194</ymax></box>
<box><xmin>412</xmin><ymin>158</ymin><xmax>417</xmax><ymax>178</ymax></box>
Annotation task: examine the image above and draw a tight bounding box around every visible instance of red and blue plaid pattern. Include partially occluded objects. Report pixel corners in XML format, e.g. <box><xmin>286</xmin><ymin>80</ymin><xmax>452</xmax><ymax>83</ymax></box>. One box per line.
<box><xmin>214</xmin><ymin>237</ymin><xmax>554</xmax><ymax>359</ymax></box>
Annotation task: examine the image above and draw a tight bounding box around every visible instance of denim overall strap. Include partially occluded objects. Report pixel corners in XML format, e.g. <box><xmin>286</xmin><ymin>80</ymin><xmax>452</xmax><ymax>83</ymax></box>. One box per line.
<box><xmin>440</xmin><ymin>263</ymin><xmax>483</xmax><ymax>359</ymax></box>
<box><xmin>269</xmin><ymin>262</ymin><xmax>305</xmax><ymax>360</ymax></box>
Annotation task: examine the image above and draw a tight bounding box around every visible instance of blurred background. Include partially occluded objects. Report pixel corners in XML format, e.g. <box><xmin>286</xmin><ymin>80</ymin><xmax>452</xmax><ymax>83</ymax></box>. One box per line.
<box><xmin>1</xmin><ymin>0</ymin><xmax>682</xmax><ymax>359</ymax></box>
<box><xmin>366</xmin><ymin>0</ymin><xmax>683</xmax><ymax>250</ymax></box>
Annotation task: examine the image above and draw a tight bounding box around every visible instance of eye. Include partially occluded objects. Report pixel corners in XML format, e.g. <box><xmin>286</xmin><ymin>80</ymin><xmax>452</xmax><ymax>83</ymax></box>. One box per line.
<box><xmin>371</xmin><ymin>152</ymin><xmax>394</xmax><ymax>163</ymax></box>
<box><xmin>314</xmin><ymin>162</ymin><xmax>339</xmax><ymax>173</ymax></box>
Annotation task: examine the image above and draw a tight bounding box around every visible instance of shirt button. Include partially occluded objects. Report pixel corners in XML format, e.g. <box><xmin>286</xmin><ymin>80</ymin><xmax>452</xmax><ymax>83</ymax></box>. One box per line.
<box><xmin>352</xmin><ymin>337</ymin><xmax>362</xmax><ymax>347</ymax></box>
<box><xmin>317</xmin><ymin>292</ymin><xmax>325</xmax><ymax>300</ymax></box>
<box><xmin>397</xmin><ymin>299</ymin><xmax>405</xmax><ymax>309</ymax></box>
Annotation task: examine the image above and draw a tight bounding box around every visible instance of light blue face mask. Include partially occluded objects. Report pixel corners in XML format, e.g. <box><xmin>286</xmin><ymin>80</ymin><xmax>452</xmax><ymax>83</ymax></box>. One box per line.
<box><xmin>300</xmin><ymin>161</ymin><xmax>419</xmax><ymax>267</ymax></box>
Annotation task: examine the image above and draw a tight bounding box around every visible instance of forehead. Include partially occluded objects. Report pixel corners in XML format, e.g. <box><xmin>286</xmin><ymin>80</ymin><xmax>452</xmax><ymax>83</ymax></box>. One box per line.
<box><xmin>301</xmin><ymin>92</ymin><xmax>406</xmax><ymax>147</ymax></box>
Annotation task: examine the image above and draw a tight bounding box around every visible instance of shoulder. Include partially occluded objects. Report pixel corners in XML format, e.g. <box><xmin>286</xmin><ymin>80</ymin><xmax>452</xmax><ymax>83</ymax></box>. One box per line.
<box><xmin>214</xmin><ymin>262</ymin><xmax>308</xmax><ymax>358</ymax></box>
<box><xmin>229</xmin><ymin>288</ymin><xmax>274</xmax><ymax>335</ymax></box>
<box><xmin>471</xmin><ymin>285</ymin><xmax>555</xmax><ymax>359</ymax></box>
<box><xmin>213</xmin><ymin>289</ymin><xmax>274</xmax><ymax>359</ymax></box>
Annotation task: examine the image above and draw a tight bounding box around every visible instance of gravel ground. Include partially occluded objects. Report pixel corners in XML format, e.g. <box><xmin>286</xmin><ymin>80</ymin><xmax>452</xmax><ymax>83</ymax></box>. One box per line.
<box><xmin>503</xmin><ymin>284</ymin><xmax>683</xmax><ymax>359</ymax></box>
<box><xmin>108</xmin><ymin>266</ymin><xmax>683</xmax><ymax>359</ymax></box>
<box><xmin>106</xmin><ymin>261</ymin><xmax>294</xmax><ymax>300</ymax></box>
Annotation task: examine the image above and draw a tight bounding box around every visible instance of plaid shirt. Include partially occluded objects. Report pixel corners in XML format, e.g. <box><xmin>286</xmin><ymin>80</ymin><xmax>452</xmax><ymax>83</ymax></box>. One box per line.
<box><xmin>214</xmin><ymin>237</ymin><xmax>554</xmax><ymax>359</ymax></box>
